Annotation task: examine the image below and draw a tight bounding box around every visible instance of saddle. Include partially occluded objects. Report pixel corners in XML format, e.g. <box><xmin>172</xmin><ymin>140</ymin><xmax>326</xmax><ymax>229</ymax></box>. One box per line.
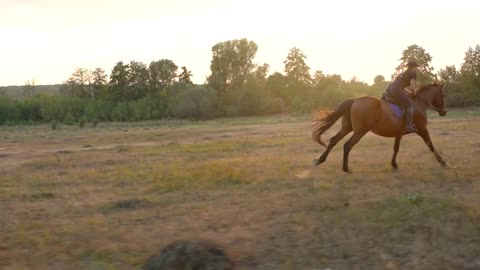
<box><xmin>381</xmin><ymin>91</ymin><xmax>404</xmax><ymax>119</ymax></box>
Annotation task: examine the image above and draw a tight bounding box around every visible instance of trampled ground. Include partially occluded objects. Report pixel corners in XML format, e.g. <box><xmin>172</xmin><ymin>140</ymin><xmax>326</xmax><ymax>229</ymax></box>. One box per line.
<box><xmin>1</xmin><ymin>109</ymin><xmax>480</xmax><ymax>270</ymax></box>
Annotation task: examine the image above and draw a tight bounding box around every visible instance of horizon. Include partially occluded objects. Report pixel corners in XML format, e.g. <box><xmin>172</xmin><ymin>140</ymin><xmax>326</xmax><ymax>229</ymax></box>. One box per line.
<box><xmin>1</xmin><ymin>0</ymin><xmax>479</xmax><ymax>87</ymax></box>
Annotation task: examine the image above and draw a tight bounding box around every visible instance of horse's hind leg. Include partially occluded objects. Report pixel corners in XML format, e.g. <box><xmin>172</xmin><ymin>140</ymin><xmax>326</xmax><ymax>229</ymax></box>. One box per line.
<box><xmin>314</xmin><ymin>119</ymin><xmax>352</xmax><ymax>166</ymax></box>
<box><xmin>391</xmin><ymin>136</ymin><xmax>402</xmax><ymax>169</ymax></box>
<box><xmin>342</xmin><ymin>130</ymin><xmax>368</xmax><ymax>173</ymax></box>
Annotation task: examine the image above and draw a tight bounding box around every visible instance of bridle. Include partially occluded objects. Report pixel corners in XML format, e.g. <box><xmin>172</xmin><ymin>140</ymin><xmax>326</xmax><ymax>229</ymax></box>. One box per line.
<box><xmin>417</xmin><ymin>82</ymin><xmax>447</xmax><ymax>115</ymax></box>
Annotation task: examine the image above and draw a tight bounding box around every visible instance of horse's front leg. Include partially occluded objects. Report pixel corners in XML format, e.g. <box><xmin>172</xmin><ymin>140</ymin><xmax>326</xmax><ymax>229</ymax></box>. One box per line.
<box><xmin>416</xmin><ymin>125</ymin><xmax>447</xmax><ymax>167</ymax></box>
<box><xmin>391</xmin><ymin>136</ymin><xmax>402</xmax><ymax>169</ymax></box>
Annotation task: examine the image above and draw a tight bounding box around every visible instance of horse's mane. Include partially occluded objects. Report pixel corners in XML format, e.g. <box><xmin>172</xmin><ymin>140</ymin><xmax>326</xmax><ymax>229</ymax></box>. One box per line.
<box><xmin>417</xmin><ymin>82</ymin><xmax>440</xmax><ymax>94</ymax></box>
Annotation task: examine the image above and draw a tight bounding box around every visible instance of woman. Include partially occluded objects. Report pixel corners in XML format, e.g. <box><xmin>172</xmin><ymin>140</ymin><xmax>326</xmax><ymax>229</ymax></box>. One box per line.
<box><xmin>386</xmin><ymin>60</ymin><xmax>419</xmax><ymax>134</ymax></box>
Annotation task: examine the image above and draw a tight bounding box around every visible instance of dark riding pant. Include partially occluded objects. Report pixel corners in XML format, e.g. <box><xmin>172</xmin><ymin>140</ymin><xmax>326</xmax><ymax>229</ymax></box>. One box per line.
<box><xmin>387</xmin><ymin>84</ymin><xmax>411</xmax><ymax>108</ymax></box>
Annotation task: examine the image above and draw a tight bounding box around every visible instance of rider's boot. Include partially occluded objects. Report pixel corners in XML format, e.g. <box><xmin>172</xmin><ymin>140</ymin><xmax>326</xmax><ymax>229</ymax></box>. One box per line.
<box><xmin>404</xmin><ymin>106</ymin><xmax>417</xmax><ymax>134</ymax></box>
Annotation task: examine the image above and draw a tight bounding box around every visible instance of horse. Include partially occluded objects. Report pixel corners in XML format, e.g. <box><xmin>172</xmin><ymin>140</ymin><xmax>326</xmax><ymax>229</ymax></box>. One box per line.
<box><xmin>312</xmin><ymin>82</ymin><xmax>448</xmax><ymax>173</ymax></box>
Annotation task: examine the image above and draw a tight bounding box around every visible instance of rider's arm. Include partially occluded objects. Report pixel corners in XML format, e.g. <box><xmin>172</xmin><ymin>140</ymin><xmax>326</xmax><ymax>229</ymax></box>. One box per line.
<box><xmin>410</xmin><ymin>79</ymin><xmax>417</xmax><ymax>95</ymax></box>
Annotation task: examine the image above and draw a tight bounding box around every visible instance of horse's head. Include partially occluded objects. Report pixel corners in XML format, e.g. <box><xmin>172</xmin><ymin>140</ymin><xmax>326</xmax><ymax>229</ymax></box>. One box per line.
<box><xmin>418</xmin><ymin>82</ymin><xmax>447</xmax><ymax>116</ymax></box>
<box><xmin>432</xmin><ymin>82</ymin><xmax>447</xmax><ymax>116</ymax></box>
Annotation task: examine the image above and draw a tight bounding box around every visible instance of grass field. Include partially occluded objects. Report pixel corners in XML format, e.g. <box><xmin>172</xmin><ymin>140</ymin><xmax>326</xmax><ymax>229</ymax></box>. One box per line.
<box><xmin>1</xmin><ymin>108</ymin><xmax>480</xmax><ymax>270</ymax></box>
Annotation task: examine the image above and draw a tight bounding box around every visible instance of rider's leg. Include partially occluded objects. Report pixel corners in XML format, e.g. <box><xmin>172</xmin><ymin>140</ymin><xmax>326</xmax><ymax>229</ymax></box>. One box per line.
<box><xmin>404</xmin><ymin>102</ymin><xmax>417</xmax><ymax>134</ymax></box>
<box><xmin>390</xmin><ymin>87</ymin><xmax>417</xmax><ymax>134</ymax></box>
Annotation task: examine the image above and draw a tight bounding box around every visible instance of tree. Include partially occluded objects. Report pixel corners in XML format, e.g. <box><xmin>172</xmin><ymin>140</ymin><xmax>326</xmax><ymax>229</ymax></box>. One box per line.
<box><xmin>60</xmin><ymin>68</ymin><xmax>92</xmax><ymax>98</ymax></box>
<box><xmin>23</xmin><ymin>79</ymin><xmax>36</xmax><ymax>98</ymax></box>
<box><xmin>127</xmin><ymin>61</ymin><xmax>149</xmax><ymax>100</ymax></box>
<box><xmin>92</xmin><ymin>67</ymin><xmax>107</xmax><ymax>99</ymax></box>
<box><xmin>393</xmin><ymin>44</ymin><xmax>435</xmax><ymax>84</ymax></box>
<box><xmin>324</xmin><ymin>74</ymin><xmax>343</xmax><ymax>88</ymax></box>
<box><xmin>460</xmin><ymin>45</ymin><xmax>480</xmax><ymax>92</ymax></box>
<box><xmin>370</xmin><ymin>75</ymin><xmax>389</xmax><ymax>96</ymax></box>
<box><xmin>284</xmin><ymin>47</ymin><xmax>311</xmax><ymax>88</ymax></box>
<box><xmin>266</xmin><ymin>72</ymin><xmax>287</xmax><ymax>96</ymax></box>
<box><xmin>373</xmin><ymin>75</ymin><xmax>385</xmax><ymax>84</ymax></box>
<box><xmin>109</xmin><ymin>62</ymin><xmax>130</xmax><ymax>102</ymax></box>
<box><xmin>460</xmin><ymin>45</ymin><xmax>480</xmax><ymax>76</ymax></box>
<box><xmin>178</xmin><ymin>66</ymin><xmax>193</xmax><ymax>85</ymax></box>
<box><xmin>253</xmin><ymin>63</ymin><xmax>269</xmax><ymax>89</ymax></box>
<box><xmin>457</xmin><ymin>45</ymin><xmax>480</xmax><ymax>105</ymax></box>
<box><xmin>149</xmin><ymin>59</ymin><xmax>178</xmax><ymax>91</ymax></box>
<box><xmin>312</xmin><ymin>70</ymin><xmax>326</xmax><ymax>88</ymax></box>
<box><xmin>207</xmin><ymin>39</ymin><xmax>258</xmax><ymax>93</ymax></box>
<box><xmin>438</xmin><ymin>65</ymin><xmax>459</xmax><ymax>83</ymax></box>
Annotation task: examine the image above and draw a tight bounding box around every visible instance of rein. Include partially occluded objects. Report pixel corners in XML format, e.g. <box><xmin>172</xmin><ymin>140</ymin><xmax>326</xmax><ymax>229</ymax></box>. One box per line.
<box><xmin>415</xmin><ymin>84</ymin><xmax>445</xmax><ymax>113</ymax></box>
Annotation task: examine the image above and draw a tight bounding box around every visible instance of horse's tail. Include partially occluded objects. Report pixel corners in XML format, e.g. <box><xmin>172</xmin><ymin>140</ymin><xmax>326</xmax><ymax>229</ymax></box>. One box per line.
<box><xmin>312</xmin><ymin>98</ymin><xmax>355</xmax><ymax>147</ymax></box>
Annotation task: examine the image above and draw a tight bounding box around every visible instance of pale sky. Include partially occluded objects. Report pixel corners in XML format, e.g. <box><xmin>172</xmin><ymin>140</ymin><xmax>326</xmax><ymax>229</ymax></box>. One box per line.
<box><xmin>1</xmin><ymin>0</ymin><xmax>479</xmax><ymax>86</ymax></box>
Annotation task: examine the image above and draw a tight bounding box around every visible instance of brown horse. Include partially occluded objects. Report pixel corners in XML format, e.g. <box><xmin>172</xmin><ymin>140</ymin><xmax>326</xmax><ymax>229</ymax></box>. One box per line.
<box><xmin>312</xmin><ymin>82</ymin><xmax>447</xmax><ymax>173</ymax></box>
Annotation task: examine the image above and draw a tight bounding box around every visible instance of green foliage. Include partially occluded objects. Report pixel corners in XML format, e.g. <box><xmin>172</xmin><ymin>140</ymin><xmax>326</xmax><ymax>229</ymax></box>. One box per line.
<box><xmin>398</xmin><ymin>193</ymin><xmax>424</xmax><ymax>206</ymax></box>
<box><xmin>18</xmin><ymin>97</ymin><xmax>42</xmax><ymax>121</ymax></box>
<box><xmin>284</xmin><ymin>47</ymin><xmax>312</xmax><ymax>88</ymax></box>
<box><xmin>178</xmin><ymin>66</ymin><xmax>193</xmax><ymax>85</ymax></box>
<box><xmin>126</xmin><ymin>61</ymin><xmax>150</xmax><ymax>101</ymax></box>
<box><xmin>267</xmin><ymin>72</ymin><xmax>288</xmax><ymax>99</ymax></box>
<box><xmin>63</xmin><ymin>111</ymin><xmax>75</xmax><ymax>125</ymax></box>
<box><xmin>460</xmin><ymin>45</ymin><xmax>480</xmax><ymax>76</ymax></box>
<box><xmin>108</xmin><ymin>61</ymin><xmax>130</xmax><ymax>102</ymax></box>
<box><xmin>149</xmin><ymin>59</ymin><xmax>179</xmax><ymax>88</ymax></box>
<box><xmin>0</xmin><ymin>95</ymin><xmax>17</xmax><ymax>124</ymax></box>
<box><xmin>291</xmin><ymin>96</ymin><xmax>313</xmax><ymax>113</ymax></box>
<box><xmin>50</xmin><ymin>119</ymin><xmax>57</xmax><ymax>130</ymax></box>
<box><xmin>38</xmin><ymin>95</ymin><xmax>69</xmax><ymax>121</ymax></box>
<box><xmin>79</xmin><ymin>117</ymin><xmax>86</xmax><ymax>128</ymax></box>
<box><xmin>438</xmin><ymin>45</ymin><xmax>480</xmax><ymax>106</ymax></box>
<box><xmin>112</xmin><ymin>102</ymin><xmax>130</xmax><ymax>121</ymax></box>
<box><xmin>207</xmin><ymin>38</ymin><xmax>258</xmax><ymax>93</ymax></box>
<box><xmin>1</xmin><ymin>42</ymin><xmax>479</xmax><ymax>126</ymax></box>
<box><xmin>173</xmin><ymin>86</ymin><xmax>218</xmax><ymax>119</ymax></box>
<box><xmin>374</xmin><ymin>75</ymin><xmax>385</xmax><ymax>84</ymax></box>
<box><xmin>23</xmin><ymin>79</ymin><xmax>36</xmax><ymax>98</ymax></box>
<box><xmin>394</xmin><ymin>44</ymin><xmax>435</xmax><ymax>84</ymax></box>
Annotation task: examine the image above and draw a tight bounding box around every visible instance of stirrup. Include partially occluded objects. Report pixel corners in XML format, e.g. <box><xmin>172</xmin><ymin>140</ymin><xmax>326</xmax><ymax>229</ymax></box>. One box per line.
<box><xmin>404</xmin><ymin>125</ymin><xmax>417</xmax><ymax>134</ymax></box>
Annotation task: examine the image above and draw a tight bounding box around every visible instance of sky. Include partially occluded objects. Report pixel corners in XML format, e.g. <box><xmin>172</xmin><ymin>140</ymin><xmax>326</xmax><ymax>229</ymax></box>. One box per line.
<box><xmin>0</xmin><ymin>0</ymin><xmax>479</xmax><ymax>86</ymax></box>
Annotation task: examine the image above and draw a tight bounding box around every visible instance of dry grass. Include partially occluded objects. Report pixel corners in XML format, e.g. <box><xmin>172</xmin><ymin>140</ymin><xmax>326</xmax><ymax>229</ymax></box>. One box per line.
<box><xmin>1</xmin><ymin>109</ymin><xmax>480</xmax><ymax>270</ymax></box>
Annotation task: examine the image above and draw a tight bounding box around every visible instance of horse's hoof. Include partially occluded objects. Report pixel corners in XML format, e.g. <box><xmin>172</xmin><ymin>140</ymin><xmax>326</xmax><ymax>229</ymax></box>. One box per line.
<box><xmin>392</xmin><ymin>164</ymin><xmax>399</xmax><ymax>170</ymax></box>
<box><xmin>312</xmin><ymin>159</ymin><xmax>319</xmax><ymax>167</ymax></box>
<box><xmin>343</xmin><ymin>168</ymin><xmax>352</xmax><ymax>174</ymax></box>
<box><xmin>440</xmin><ymin>161</ymin><xmax>448</xmax><ymax>168</ymax></box>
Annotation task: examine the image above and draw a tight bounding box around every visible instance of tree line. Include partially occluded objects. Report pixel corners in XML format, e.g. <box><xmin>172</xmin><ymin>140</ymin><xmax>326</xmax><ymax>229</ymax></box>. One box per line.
<box><xmin>0</xmin><ymin>40</ymin><xmax>479</xmax><ymax>125</ymax></box>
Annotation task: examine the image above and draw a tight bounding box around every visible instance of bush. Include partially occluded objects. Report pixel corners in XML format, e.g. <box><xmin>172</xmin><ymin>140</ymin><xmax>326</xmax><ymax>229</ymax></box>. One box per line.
<box><xmin>112</xmin><ymin>102</ymin><xmax>130</xmax><ymax>121</ymax></box>
<box><xmin>291</xmin><ymin>96</ymin><xmax>313</xmax><ymax>113</ymax></box>
<box><xmin>92</xmin><ymin>119</ymin><xmax>99</xmax><ymax>127</ymax></box>
<box><xmin>0</xmin><ymin>95</ymin><xmax>17</xmax><ymax>124</ymax></box>
<box><xmin>261</xmin><ymin>97</ymin><xmax>286</xmax><ymax>114</ymax></box>
<box><xmin>38</xmin><ymin>95</ymin><xmax>67</xmax><ymax>121</ymax></box>
<box><xmin>50</xmin><ymin>119</ymin><xmax>57</xmax><ymax>130</ymax></box>
<box><xmin>173</xmin><ymin>86</ymin><xmax>218</xmax><ymax>119</ymax></box>
<box><xmin>79</xmin><ymin>117</ymin><xmax>86</xmax><ymax>128</ymax></box>
<box><xmin>63</xmin><ymin>111</ymin><xmax>75</xmax><ymax>125</ymax></box>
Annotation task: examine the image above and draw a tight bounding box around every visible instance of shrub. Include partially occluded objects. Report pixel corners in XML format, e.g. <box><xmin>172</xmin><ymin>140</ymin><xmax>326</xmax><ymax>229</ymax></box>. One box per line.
<box><xmin>50</xmin><ymin>119</ymin><xmax>57</xmax><ymax>130</ymax></box>
<box><xmin>173</xmin><ymin>86</ymin><xmax>218</xmax><ymax>119</ymax></box>
<box><xmin>112</xmin><ymin>102</ymin><xmax>130</xmax><ymax>121</ymax></box>
<box><xmin>79</xmin><ymin>117</ymin><xmax>86</xmax><ymax>128</ymax></box>
<box><xmin>63</xmin><ymin>111</ymin><xmax>75</xmax><ymax>125</ymax></box>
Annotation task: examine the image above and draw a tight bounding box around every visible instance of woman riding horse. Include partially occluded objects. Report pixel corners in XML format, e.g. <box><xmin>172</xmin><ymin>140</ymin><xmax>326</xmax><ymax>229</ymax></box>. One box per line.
<box><xmin>312</xmin><ymin>80</ymin><xmax>447</xmax><ymax>173</ymax></box>
<box><xmin>386</xmin><ymin>60</ymin><xmax>419</xmax><ymax>134</ymax></box>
